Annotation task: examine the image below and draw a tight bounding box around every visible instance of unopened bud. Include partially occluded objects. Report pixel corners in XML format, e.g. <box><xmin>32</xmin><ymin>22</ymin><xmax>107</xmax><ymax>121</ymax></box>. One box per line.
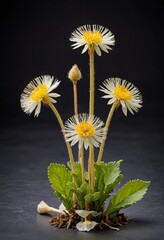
<box><xmin>68</xmin><ymin>64</ymin><xmax>82</xmax><ymax>82</ymax></box>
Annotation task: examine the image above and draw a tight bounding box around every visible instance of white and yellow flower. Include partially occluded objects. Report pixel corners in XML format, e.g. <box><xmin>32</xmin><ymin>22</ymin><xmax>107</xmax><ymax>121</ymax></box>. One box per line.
<box><xmin>64</xmin><ymin>114</ymin><xmax>104</xmax><ymax>150</ymax></box>
<box><xmin>99</xmin><ymin>78</ymin><xmax>142</xmax><ymax>116</ymax></box>
<box><xmin>20</xmin><ymin>75</ymin><xmax>60</xmax><ymax>117</ymax></box>
<box><xmin>70</xmin><ymin>24</ymin><xmax>115</xmax><ymax>56</ymax></box>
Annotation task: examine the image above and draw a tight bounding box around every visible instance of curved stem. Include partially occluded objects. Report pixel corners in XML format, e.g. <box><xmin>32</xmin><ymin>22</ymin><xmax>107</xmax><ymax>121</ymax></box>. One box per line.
<box><xmin>45</xmin><ymin>97</ymin><xmax>75</xmax><ymax>172</ymax></box>
<box><xmin>97</xmin><ymin>101</ymin><xmax>119</xmax><ymax>164</ymax></box>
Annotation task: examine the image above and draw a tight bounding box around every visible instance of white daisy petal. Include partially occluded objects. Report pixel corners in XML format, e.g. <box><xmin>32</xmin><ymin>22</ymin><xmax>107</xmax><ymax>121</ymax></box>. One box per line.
<box><xmin>64</xmin><ymin>114</ymin><xmax>104</xmax><ymax>149</ymax></box>
<box><xmin>48</xmin><ymin>80</ymin><xmax>60</xmax><ymax>92</ymax></box>
<box><xmin>122</xmin><ymin>105</ymin><xmax>128</xmax><ymax>116</ymax></box>
<box><xmin>34</xmin><ymin>102</ymin><xmax>41</xmax><ymax>117</ymax></box>
<box><xmin>20</xmin><ymin>75</ymin><xmax>61</xmax><ymax>117</ymax></box>
<box><xmin>84</xmin><ymin>138</ymin><xmax>89</xmax><ymax>150</ymax></box>
<box><xmin>99</xmin><ymin>78</ymin><xmax>142</xmax><ymax>115</ymax></box>
<box><xmin>48</xmin><ymin>93</ymin><xmax>60</xmax><ymax>98</ymax></box>
<box><xmin>107</xmin><ymin>98</ymin><xmax>116</xmax><ymax>105</ymax></box>
<box><xmin>70</xmin><ymin>24</ymin><xmax>115</xmax><ymax>56</ymax></box>
<box><xmin>94</xmin><ymin>45</ymin><xmax>101</xmax><ymax>56</ymax></box>
<box><xmin>81</xmin><ymin>44</ymin><xmax>89</xmax><ymax>54</ymax></box>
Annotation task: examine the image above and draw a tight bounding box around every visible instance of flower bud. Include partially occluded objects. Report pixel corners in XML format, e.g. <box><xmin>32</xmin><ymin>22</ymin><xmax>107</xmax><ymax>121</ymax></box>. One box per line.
<box><xmin>68</xmin><ymin>64</ymin><xmax>82</xmax><ymax>82</ymax></box>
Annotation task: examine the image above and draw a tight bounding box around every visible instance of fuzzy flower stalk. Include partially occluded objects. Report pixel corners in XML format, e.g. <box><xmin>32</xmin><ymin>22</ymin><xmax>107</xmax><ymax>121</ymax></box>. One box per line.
<box><xmin>64</xmin><ymin>113</ymin><xmax>104</xmax><ymax>192</ymax></box>
<box><xmin>70</xmin><ymin>24</ymin><xmax>115</xmax><ymax>115</ymax></box>
<box><xmin>68</xmin><ymin>64</ymin><xmax>82</xmax><ymax>115</ymax></box>
<box><xmin>70</xmin><ymin>24</ymin><xmax>115</xmax><ymax>193</ymax></box>
<box><xmin>20</xmin><ymin>75</ymin><xmax>75</xmax><ymax>172</ymax></box>
<box><xmin>68</xmin><ymin>64</ymin><xmax>84</xmax><ymax>169</ymax></box>
<box><xmin>97</xmin><ymin>78</ymin><xmax>142</xmax><ymax>163</ymax></box>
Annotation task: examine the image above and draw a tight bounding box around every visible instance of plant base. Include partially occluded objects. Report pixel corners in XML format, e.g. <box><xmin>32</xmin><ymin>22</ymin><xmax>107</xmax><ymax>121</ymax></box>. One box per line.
<box><xmin>49</xmin><ymin>209</ymin><xmax>129</xmax><ymax>231</ymax></box>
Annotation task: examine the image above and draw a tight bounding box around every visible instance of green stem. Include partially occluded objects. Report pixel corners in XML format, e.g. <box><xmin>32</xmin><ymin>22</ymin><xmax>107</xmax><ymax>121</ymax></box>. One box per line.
<box><xmin>97</xmin><ymin>101</ymin><xmax>119</xmax><ymax>164</ymax></box>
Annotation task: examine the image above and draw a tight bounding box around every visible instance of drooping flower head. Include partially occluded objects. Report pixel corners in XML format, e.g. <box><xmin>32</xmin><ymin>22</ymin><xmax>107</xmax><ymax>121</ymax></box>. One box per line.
<box><xmin>20</xmin><ymin>75</ymin><xmax>60</xmax><ymax>117</ymax></box>
<box><xmin>70</xmin><ymin>24</ymin><xmax>115</xmax><ymax>56</ymax></box>
<box><xmin>64</xmin><ymin>114</ymin><xmax>105</xmax><ymax>150</ymax></box>
<box><xmin>99</xmin><ymin>78</ymin><xmax>142</xmax><ymax>116</ymax></box>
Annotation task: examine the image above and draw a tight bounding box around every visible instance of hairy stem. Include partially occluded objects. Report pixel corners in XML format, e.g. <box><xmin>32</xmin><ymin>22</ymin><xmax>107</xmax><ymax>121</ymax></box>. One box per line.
<box><xmin>72</xmin><ymin>81</ymin><xmax>85</xmax><ymax>185</ymax></box>
<box><xmin>73</xmin><ymin>81</ymin><xmax>78</xmax><ymax>115</ymax></box>
<box><xmin>89</xmin><ymin>46</ymin><xmax>95</xmax><ymax>116</ymax></box>
<box><xmin>79</xmin><ymin>147</ymin><xmax>85</xmax><ymax>183</ymax></box>
<box><xmin>97</xmin><ymin>101</ymin><xmax>119</xmax><ymax>164</ymax></box>
<box><xmin>88</xmin><ymin>46</ymin><xmax>95</xmax><ymax>195</ymax></box>
<box><xmin>45</xmin><ymin>98</ymin><xmax>75</xmax><ymax>172</ymax></box>
<box><xmin>89</xmin><ymin>147</ymin><xmax>95</xmax><ymax>193</ymax></box>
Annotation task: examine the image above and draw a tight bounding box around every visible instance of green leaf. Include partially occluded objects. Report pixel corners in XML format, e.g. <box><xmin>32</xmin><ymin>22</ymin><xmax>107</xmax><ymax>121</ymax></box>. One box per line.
<box><xmin>104</xmin><ymin>174</ymin><xmax>123</xmax><ymax>196</ymax></box>
<box><xmin>76</xmin><ymin>182</ymin><xmax>90</xmax><ymax>209</ymax></box>
<box><xmin>106</xmin><ymin>179</ymin><xmax>150</xmax><ymax>214</ymax></box>
<box><xmin>77</xmin><ymin>182</ymin><xmax>90</xmax><ymax>199</ymax></box>
<box><xmin>101</xmin><ymin>160</ymin><xmax>123</xmax><ymax>186</ymax></box>
<box><xmin>67</xmin><ymin>161</ymin><xmax>82</xmax><ymax>187</ymax></box>
<box><xmin>94</xmin><ymin>161</ymin><xmax>123</xmax><ymax>211</ymax></box>
<box><xmin>48</xmin><ymin>163</ymin><xmax>73</xmax><ymax>212</ymax></box>
<box><xmin>94</xmin><ymin>163</ymin><xmax>105</xmax><ymax>193</ymax></box>
<box><xmin>85</xmin><ymin>192</ymin><xmax>100</xmax><ymax>203</ymax></box>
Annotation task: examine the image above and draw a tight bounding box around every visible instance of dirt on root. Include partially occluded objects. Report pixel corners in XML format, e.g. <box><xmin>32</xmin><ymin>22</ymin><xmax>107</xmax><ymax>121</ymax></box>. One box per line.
<box><xmin>50</xmin><ymin>209</ymin><xmax>129</xmax><ymax>231</ymax></box>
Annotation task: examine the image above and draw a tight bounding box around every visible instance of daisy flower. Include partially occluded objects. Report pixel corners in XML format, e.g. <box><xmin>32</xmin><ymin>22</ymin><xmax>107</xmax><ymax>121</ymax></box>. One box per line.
<box><xmin>64</xmin><ymin>114</ymin><xmax>105</xmax><ymax>150</ymax></box>
<box><xmin>70</xmin><ymin>24</ymin><xmax>115</xmax><ymax>56</ymax></box>
<box><xmin>99</xmin><ymin>78</ymin><xmax>142</xmax><ymax>116</ymax></box>
<box><xmin>20</xmin><ymin>75</ymin><xmax>60</xmax><ymax>117</ymax></box>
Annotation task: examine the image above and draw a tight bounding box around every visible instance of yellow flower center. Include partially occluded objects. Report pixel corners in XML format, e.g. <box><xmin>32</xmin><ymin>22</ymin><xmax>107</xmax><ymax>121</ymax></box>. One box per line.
<box><xmin>114</xmin><ymin>86</ymin><xmax>132</xmax><ymax>100</ymax></box>
<box><xmin>83</xmin><ymin>31</ymin><xmax>103</xmax><ymax>45</ymax></box>
<box><xmin>30</xmin><ymin>84</ymin><xmax>48</xmax><ymax>101</ymax></box>
<box><xmin>76</xmin><ymin>122</ymin><xmax>95</xmax><ymax>137</ymax></box>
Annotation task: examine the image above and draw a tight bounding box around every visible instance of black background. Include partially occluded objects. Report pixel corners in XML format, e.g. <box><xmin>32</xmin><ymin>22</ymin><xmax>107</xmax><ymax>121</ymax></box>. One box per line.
<box><xmin>0</xmin><ymin>0</ymin><xmax>163</xmax><ymax>123</ymax></box>
<box><xmin>0</xmin><ymin>1</ymin><xmax>164</xmax><ymax>240</ymax></box>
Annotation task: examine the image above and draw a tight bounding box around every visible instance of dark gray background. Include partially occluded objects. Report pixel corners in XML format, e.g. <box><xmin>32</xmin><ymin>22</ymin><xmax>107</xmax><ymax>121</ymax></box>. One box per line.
<box><xmin>0</xmin><ymin>0</ymin><xmax>163</xmax><ymax>239</ymax></box>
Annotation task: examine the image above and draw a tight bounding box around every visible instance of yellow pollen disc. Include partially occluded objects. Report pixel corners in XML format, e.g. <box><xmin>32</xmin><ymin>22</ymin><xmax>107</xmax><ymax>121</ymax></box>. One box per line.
<box><xmin>30</xmin><ymin>84</ymin><xmax>48</xmax><ymax>101</ymax></box>
<box><xmin>83</xmin><ymin>31</ymin><xmax>103</xmax><ymax>44</ymax></box>
<box><xmin>114</xmin><ymin>86</ymin><xmax>132</xmax><ymax>100</ymax></box>
<box><xmin>76</xmin><ymin>122</ymin><xmax>95</xmax><ymax>137</ymax></box>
